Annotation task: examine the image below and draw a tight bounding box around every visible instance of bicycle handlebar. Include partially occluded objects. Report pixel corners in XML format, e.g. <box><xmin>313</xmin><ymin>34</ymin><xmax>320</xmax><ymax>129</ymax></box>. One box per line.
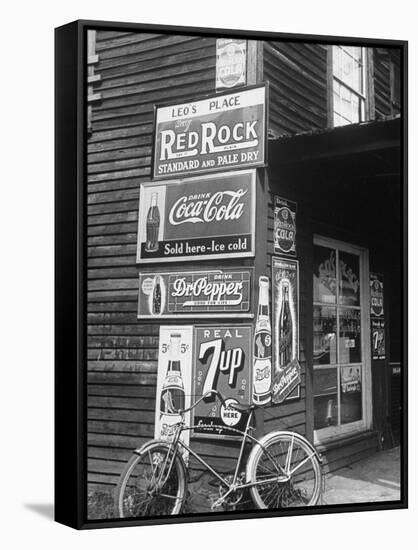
<box><xmin>178</xmin><ymin>390</ymin><xmax>229</xmax><ymax>415</ymax></box>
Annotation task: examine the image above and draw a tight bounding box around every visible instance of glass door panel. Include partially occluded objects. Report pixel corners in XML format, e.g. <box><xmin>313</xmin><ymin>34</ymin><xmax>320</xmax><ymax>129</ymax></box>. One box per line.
<box><xmin>313</xmin><ymin>239</ymin><xmax>367</xmax><ymax>438</ymax></box>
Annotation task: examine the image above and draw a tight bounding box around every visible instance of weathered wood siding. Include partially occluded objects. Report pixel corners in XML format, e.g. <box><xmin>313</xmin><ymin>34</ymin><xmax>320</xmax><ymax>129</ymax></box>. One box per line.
<box><xmin>263</xmin><ymin>42</ymin><xmax>328</xmax><ymax>136</ymax></box>
<box><xmin>373</xmin><ymin>48</ymin><xmax>401</xmax><ymax>119</ymax></box>
<box><xmin>88</xmin><ymin>30</ymin><xmax>218</xmax><ymax>491</ymax></box>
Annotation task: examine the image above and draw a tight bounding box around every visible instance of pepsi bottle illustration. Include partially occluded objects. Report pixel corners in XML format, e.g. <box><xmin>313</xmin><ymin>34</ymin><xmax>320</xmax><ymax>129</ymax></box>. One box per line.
<box><xmin>252</xmin><ymin>276</ymin><xmax>272</xmax><ymax>405</ymax></box>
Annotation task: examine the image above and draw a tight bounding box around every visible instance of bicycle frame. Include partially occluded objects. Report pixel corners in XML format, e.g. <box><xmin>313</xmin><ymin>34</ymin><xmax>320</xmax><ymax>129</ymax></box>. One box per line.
<box><xmin>162</xmin><ymin>409</ymin><xmax>291</xmax><ymax>508</ymax></box>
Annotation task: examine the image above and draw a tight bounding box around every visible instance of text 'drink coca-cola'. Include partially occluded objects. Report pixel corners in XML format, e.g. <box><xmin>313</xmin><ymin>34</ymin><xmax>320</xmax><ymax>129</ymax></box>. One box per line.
<box><xmin>136</xmin><ymin>170</ymin><xmax>256</xmax><ymax>263</ymax></box>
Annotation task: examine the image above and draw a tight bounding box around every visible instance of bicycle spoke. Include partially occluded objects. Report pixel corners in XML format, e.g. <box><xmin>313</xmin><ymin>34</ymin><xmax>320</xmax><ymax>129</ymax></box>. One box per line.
<box><xmin>289</xmin><ymin>453</ymin><xmax>315</xmax><ymax>476</ymax></box>
<box><xmin>285</xmin><ymin>435</ymin><xmax>294</xmax><ymax>474</ymax></box>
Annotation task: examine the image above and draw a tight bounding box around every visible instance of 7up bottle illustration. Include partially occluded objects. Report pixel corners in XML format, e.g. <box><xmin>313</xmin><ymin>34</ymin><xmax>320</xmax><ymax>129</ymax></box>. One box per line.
<box><xmin>252</xmin><ymin>276</ymin><xmax>272</xmax><ymax>405</ymax></box>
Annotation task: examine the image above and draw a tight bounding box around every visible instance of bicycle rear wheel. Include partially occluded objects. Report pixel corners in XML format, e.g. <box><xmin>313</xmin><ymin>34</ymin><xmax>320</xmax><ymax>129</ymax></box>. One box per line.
<box><xmin>114</xmin><ymin>442</ymin><xmax>187</xmax><ymax>518</ymax></box>
<box><xmin>248</xmin><ymin>433</ymin><xmax>322</xmax><ymax>508</ymax></box>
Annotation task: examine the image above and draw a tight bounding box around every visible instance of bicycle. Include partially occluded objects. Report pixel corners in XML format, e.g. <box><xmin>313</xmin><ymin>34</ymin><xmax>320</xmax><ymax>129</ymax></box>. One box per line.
<box><xmin>114</xmin><ymin>390</ymin><xmax>323</xmax><ymax>517</ymax></box>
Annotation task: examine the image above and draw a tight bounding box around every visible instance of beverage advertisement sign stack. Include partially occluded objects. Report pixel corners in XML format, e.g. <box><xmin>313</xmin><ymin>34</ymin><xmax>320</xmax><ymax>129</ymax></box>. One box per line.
<box><xmin>152</xmin><ymin>85</ymin><xmax>267</xmax><ymax>179</ymax></box>
<box><xmin>138</xmin><ymin>268</ymin><xmax>253</xmax><ymax>318</ymax></box>
<box><xmin>142</xmin><ymin>83</ymin><xmax>270</xmax><ymax>442</ymax></box>
<box><xmin>271</xmin><ymin>257</ymin><xmax>301</xmax><ymax>403</ymax></box>
<box><xmin>370</xmin><ymin>273</ymin><xmax>386</xmax><ymax>360</ymax></box>
<box><xmin>137</xmin><ymin>170</ymin><xmax>256</xmax><ymax>263</ymax></box>
<box><xmin>193</xmin><ymin>325</ymin><xmax>252</xmax><ymax>437</ymax></box>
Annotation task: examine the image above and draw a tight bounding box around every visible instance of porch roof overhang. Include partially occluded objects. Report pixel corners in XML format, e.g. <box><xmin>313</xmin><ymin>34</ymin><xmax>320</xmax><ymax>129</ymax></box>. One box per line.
<box><xmin>268</xmin><ymin>116</ymin><xmax>401</xmax><ymax>178</ymax></box>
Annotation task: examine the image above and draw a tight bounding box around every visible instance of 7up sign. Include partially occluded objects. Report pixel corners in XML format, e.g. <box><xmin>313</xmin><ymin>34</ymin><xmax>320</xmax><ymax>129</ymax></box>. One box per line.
<box><xmin>193</xmin><ymin>325</ymin><xmax>252</xmax><ymax>438</ymax></box>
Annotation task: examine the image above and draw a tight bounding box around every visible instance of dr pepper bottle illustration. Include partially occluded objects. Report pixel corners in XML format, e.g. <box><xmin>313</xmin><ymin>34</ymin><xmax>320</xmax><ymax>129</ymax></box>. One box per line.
<box><xmin>159</xmin><ymin>333</ymin><xmax>185</xmax><ymax>439</ymax></box>
<box><xmin>145</xmin><ymin>192</ymin><xmax>160</xmax><ymax>252</ymax></box>
<box><xmin>252</xmin><ymin>276</ymin><xmax>272</xmax><ymax>405</ymax></box>
<box><xmin>278</xmin><ymin>280</ymin><xmax>294</xmax><ymax>369</ymax></box>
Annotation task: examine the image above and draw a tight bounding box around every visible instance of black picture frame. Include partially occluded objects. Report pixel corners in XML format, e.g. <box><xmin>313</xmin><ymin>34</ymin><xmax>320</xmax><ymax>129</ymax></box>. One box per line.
<box><xmin>55</xmin><ymin>19</ymin><xmax>408</xmax><ymax>530</ymax></box>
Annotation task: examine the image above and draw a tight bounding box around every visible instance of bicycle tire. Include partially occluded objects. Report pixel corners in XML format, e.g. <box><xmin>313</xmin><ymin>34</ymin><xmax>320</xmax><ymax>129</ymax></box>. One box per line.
<box><xmin>114</xmin><ymin>442</ymin><xmax>187</xmax><ymax>518</ymax></box>
<box><xmin>247</xmin><ymin>432</ymin><xmax>322</xmax><ymax>509</ymax></box>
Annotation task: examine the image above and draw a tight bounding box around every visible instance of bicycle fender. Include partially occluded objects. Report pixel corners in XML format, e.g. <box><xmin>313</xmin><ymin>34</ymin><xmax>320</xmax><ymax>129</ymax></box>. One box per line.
<box><xmin>245</xmin><ymin>431</ymin><xmax>323</xmax><ymax>482</ymax></box>
<box><xmin>133</xmin><ymin>439</ymin><xmax>172</xmax><ymax>455</ymax></box>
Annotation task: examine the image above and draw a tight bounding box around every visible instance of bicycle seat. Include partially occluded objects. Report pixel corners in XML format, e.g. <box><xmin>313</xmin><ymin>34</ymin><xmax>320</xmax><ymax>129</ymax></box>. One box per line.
<box><xmin>229</xmin><ymin>402</ymin><xmax>257</xmax><ymax>413</ymax></box>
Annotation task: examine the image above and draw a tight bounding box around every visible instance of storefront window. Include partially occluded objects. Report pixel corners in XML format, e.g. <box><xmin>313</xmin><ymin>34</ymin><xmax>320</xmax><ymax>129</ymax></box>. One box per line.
<box><xmin>340</xmin><ymin>366</ymin><xmax>362</xmax><ymax>424</ymax></box>
<box><xmin>313</xmin><ymin>368</ymin><xmax>338</xmax><ymax>429</ymax></box>
<box><xmin>339</xmin><ymin>251</ymin><xmax>360</xmax><ymax>306</ymax></box>
<box><xmin>313</xmin><ymin>245</ymin><xmax>337</xmax><ymax>304</ymax></box>
<box><xmin>313</xmin><ymin>240</ymin><xmax>364</xmax><ymax>435</ymax></box>
<box><xmin>313</xmin><ymin>305</ymin><xmax>337</xmax><ymax>365</ymax></box>
<box><xmin>339</xmin><ymin>308</ymin><xmax>361</xmax><ymax>363</ymax></box>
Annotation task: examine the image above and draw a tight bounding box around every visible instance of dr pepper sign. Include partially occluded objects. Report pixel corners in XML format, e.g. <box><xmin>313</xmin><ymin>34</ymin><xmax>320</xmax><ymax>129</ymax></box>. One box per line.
<box><xmin>152</xmin><ymin>84</ymin><xmax>267</xmax><ymax>179</ymax></box>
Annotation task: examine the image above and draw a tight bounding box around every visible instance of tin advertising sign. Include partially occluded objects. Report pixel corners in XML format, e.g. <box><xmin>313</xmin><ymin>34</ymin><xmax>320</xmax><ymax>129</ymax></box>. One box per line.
<box><xmin>193</xmin><ymin>325</ymin><xmax>252</xmax><ymax>438</ymax></box>
<box><xmin>155</xmin><ymin>326</ymin><xmax>193</xmax><ymax>451</ymax></box>
<box><xmin>271</xmin><ymin>257</ymin><xmax>301</xmax><ymax>403</ymax></box>
<box><xmin>136</xmin><ymin>170</ymin><xmax>256</xmax><ymax>263</ymax></box>
<box><xmin>216</xmin><ymin>38</ymin><xmax>247</xmax><ymax>90</ymax></box>
<box><xmin>371</xmin><ymin>319</ymin><xmax>386</xmax><ymax>360</ymax></box>
<box><xmin>274</xmin><ymin>196</ymin><xmax>297</xmax><ymax>256</ymax></box>
<box><xmin>153</xmin><ymin>84</ymin><xmax>267</xmax><ymax>179</ymax></box>
<box><xmin>138</xmin><ymin>268</ymin><xmax>253</xmax><ymax>319</ymax></box>
<box><xmin>370</xmin><ymin>273</ymin><xmax>384</xmax><ymax>317</ymax></box>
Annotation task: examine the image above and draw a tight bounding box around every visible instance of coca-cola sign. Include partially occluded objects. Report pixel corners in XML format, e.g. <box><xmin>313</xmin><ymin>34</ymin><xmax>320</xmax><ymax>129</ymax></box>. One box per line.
<box><xmin>272</xmin><ymin>257</ymin><xmax>301</xmax><ymax>403</ymax></box>
<box><xmin>216</xmin><ymin>38</ymin><xmax>247</xmax><ymax>90</ymax></box>
<box><xmin>137</xmin><ymin>170</ymin><xmax>256</xmax><ymax>263</ymax></box>
<box><xmin>152</xmin><ymin>84</ymin><xmax>266</xmax><ymax>179</ymax></box>
<box><xmin>274</xmin><ymin>196</ymin><xmax>297</xmax><ymax>256</ymax></box>
<box><xmin>370</xmin><ymin>272</ymin><xmax>384</xmax><ymax>317</ymax></box>
<box><xmin>193</xmin><ymin>325</ymin><xmax>252</xmax><ymax>439</ymax></box>
<box><xmin>138</xmin><ymin>268</ymin><xmax>253</xmax><ymax>318</ymax></box>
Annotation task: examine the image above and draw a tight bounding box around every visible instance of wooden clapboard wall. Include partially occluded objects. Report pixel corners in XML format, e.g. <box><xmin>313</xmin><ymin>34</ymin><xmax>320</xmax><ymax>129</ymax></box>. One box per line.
<box><xmin>373</xmin><ymin>48</ymin><xmax>401</xmax><ymax>120</ymax></box>
<box><xmin>263</xmin><ymin>41</ymin><xmax>328</xmax><ymax>136</ymax></box>
<box><xmin>87</xmin><ymin>30</ymin><xmax>218</xmax><ymax>491</ymax></box>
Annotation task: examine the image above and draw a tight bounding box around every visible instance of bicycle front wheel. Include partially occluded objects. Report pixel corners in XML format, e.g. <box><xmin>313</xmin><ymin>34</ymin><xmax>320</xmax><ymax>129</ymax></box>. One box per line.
<box><xmin>248</xmin><ymin>433</ymin><xmax>322</xmax><ymax>508</ymax></box>
<box><xmin>114</xmin><ymin>442</ymin><xmax>187</xmax><ymax>518</ymax></box>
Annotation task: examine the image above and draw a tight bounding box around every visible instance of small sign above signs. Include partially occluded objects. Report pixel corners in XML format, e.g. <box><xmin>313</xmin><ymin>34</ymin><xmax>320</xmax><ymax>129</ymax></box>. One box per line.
<box><xmin>216</xmin><ymin>38</ymin><xmax>247</xmax><ymax>90</ymax></box>
<box><xmin>152</xmin><ymin>84</ymin><xmax>267</xmax><ymax>180</ymax></box>
<box><xmin>274</xmin><ymin>196</ymin><xmax>297</xmax><ymax>256</ymax></box>
<box><xmin>138</xmin><ymin>268</ymin><xmax>253</xmax><ymax>319</ymax></box>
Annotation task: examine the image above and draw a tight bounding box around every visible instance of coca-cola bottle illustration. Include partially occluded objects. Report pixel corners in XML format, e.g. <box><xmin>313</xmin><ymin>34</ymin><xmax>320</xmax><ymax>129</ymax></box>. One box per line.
<box><xmin>252</xmin><ymin>276</ymin><xmax>272</xmax><ymax>405</ymax></box>
<box><xmin>145</xmin><ymin>192</ymin><xmax>160</xmax><ymax>252</ymax></box>
<box><xmin>159</xmin><ymin>333</ymin><xmax>185</xmax><ymax>440</ymax></box>
<box><xmin>152</xmin><ymin>275</ymin><xmax>162</xmax><ymax>316</ymax></box>
<box><xmin>278</xmin><ymin>280</ymin><xmax>293</xmax><ymax>369</ymax></box>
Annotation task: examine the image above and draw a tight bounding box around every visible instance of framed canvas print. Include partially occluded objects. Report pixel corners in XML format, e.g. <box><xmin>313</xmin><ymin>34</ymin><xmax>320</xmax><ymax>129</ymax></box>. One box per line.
<box><xmin>55</xmin><ymin>19</ymin><xmax>408</xmax><ymax>529</ymax></box>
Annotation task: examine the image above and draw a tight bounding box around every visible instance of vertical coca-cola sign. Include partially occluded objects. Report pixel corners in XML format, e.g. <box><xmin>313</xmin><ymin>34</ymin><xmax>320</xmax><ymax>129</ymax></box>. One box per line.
<box><xmin>137</xmin><ymin>170</ymin><xmax>256</xmax><ymax>263</ymax></box>
<box><xmin>370</xmin><ymin>273</ymin><xmax>386</xmax><ymax>360</ymax></box>
<box><xmin>274</xmin><ymin>196</ymin><xmax>297</xmax><ymax>256</ymax></box>
<box><xmin>271</xmin><ymin>257</ymin><xmax>301</xmax><ymax>403</ymax></box>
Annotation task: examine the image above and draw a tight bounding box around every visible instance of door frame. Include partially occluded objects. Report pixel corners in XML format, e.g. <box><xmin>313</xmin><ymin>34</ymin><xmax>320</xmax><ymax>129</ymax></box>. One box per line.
<box><xmin>313</xmin><ymin>235</ymin><xmax>372</xmax><ymax>446</ymax></box>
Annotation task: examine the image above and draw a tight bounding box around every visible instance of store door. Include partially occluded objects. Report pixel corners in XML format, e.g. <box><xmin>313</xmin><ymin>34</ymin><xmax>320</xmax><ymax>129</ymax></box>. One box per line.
<box><xmin>312</xmin><ymin>236</ymin><xmax>372</xmax><ymax>444</ymax></box>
